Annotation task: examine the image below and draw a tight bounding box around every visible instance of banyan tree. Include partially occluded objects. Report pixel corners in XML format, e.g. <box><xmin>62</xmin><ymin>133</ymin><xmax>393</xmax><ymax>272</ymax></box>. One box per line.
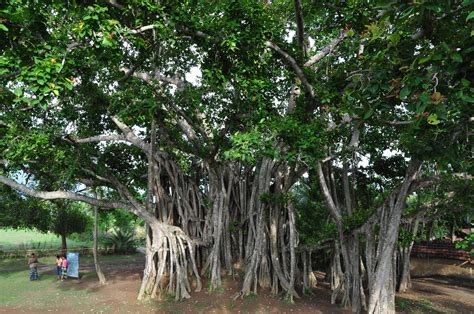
<box><xmin>1</xmin><ymin>1</ymin><xmax>471</xmax><ymax>313</ymax></box>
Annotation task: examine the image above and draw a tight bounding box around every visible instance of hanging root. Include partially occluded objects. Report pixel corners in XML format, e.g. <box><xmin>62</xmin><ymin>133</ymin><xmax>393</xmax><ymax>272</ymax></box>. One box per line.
<box><xmin>138</xmin><ymin>225</ymin><xmax>202</xmax><ymax>301</ymax></box>
<box><xmin>258</xmin><ymin>256</ymin><xmax>271</xmax><ymax>288</ymax></box>
<box><xmin>308</xmin><ymin>271</ymin><xmax>317</xmax><ymax>288</ymax></box>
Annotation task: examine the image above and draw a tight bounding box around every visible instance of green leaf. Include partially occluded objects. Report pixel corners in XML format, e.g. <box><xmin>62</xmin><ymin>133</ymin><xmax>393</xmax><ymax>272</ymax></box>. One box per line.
<box><xmin>418</xmin><ymin>56</ymin><xmax>431</xmax><ymax>64</ymax></box>
<box><xmin>461</xmin><ymin>79</ymin><xmax>470</xmax><ymax>87</ymax></box>
<box><xmin>460</xmin><ymin>92</ymin><xmax>474</xmax><ymax>103</ymax></box>
<box><xmin>102</xmin><ymin>37</ymin><xmax>113</xmax><ymax>47</ymax></box>
<box><xmin>363</xmin><ymin>108</ymin><xmax>374</xmax><ymax>119</ymax></box>
<box><xmin>52</xmin><ymin>89</ymin><xmax>59</xmax><ymax>96</ymax></box>
<box><xmin>14</xmin><ymin>87</ymin><xmax>23</xmax><ymax>97</ymax></box>
<box><xmin>346</xmin><ymin>29</ymin><xmax>355</xmax><ymax>37</ymax></box>
<box><xmin>0</xmin><ymin>24</ymin><xmax>8</xmax><ymax>32</ymax></box>
<box><xmin>466</xmin><ymin>11</ymin><xmax>474</xmax><ymax>22</ymax></box>
<box><xmin>427</xmin><ymin>114</ymin><xmax>440</xmax><ymax>125</ymax></box>
<box><xmin>399</xmin><ymin>87</ymin><xmax>410</xmax><ymax>99</ymax></box>
<box><xmin>451</xmin><ymin>53</ymin><xmax>463</xmax><ymax>62</ymax></box>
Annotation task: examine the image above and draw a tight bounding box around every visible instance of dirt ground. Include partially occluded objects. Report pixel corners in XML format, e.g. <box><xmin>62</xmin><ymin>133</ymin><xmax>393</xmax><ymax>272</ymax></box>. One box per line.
<box><xmin>0</xmin><ymin>257</ymin><xmax>472</xmax><ymax>313</ymax></box>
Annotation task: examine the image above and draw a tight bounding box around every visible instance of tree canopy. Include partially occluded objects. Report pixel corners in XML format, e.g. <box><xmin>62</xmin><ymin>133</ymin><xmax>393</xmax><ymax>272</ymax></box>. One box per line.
<box><xmin>1</xmin><ymin>0</ymin><xmax>472</xmax><ymax>313</ymax></box>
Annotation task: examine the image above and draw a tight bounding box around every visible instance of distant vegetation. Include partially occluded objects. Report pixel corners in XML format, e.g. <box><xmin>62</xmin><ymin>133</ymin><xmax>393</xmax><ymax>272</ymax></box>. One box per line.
<box><xmin>0</xmin><ymin>228</ymin><xmax>91</xmax><ymax>251</ymax></box>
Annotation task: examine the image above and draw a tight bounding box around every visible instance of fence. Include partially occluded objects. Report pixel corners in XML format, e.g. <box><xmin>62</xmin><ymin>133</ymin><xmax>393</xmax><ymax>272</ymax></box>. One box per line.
<box><xmin>411</xmin><ymin>240</ymin><xmax>472</xmax><ymax>262</ymax></box>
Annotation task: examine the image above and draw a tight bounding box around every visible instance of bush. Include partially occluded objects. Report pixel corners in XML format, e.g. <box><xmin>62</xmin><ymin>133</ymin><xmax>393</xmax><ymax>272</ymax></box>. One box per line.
<box><xmin>103</xmin><ymin>229</ymin><xmax>137</xmax><ymax>254</ymax></box>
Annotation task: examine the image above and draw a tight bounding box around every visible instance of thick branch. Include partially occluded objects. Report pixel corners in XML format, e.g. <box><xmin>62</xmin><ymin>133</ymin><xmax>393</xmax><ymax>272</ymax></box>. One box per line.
<box><xmin>110</xmin><ymin>116</ymin><xmax>150</xmax><ymax>152</ymax></box>
<box><xmin>380</xmin><ymin>119</ymin><xmax>414</xmax><ymax>126</ymax></box>
<box><xmin>119</xmin><ymin>70</ymin><xmax>210</xmax><ymax>143</ymax></box>
<box><xmin>294</xmin><ymin>0</ymin><xmax>307</xmax><ymax>56</ymax></box>
<box><xmin>304</xmin><ymin>30</ymin><xmax>346</xmax><ymax>68</ymax></box>
<box><xmin>316</xmin><ymin>162</ymin><xmax>342</xmax><ymax>222</ymax></box>
<box><xmin>265</xmin><ymin>41</ymin><xmax>315</xmax><ymax>100</ymax></box>
<box><xmin>74</xmin><ymin>134</ymin><xmax>125</xmax><ymax>143</ymax></box>
<box><xmin>0</xmin><ymin>175</ymin><xmax>130</xmax><ymax>210</ymax></box>
<box><xmin>107</xmin><ymin>0</ymin><xmax>124</xmax><ymax>9</ymax></box>
<box><xmin>129</xmin><ymin>24</ymin><xmax>157</xmax><ymax>34</ymax></box>
<box><xmin>120</xmin><ymin>67</ymin><xmax>184</xmax><ymax>89</ymax></box>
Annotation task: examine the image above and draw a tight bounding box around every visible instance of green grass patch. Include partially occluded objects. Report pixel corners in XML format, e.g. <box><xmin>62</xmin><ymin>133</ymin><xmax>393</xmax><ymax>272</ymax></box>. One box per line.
<box><xmin>395</xmin><ymin>297</ymin><xmax>445</xmax><ymax>313</ymax></box>
<box><xmin>0</xmin><ymin>229</ymin><xmax>91</xmax><ymax>251</ymax></box>
<box><xmin>0</xmin><ymin>253</ymin><xmax>143</xmax><ymax>273</ymax></box>
<box><xmin>243</xmin><ymin>292</ymin><xmax>257</xmax><ymax>301</ymax></box>
<box><xmin>0</xmin><ymin>270</ymin><xmax>95</xmax><ymax>309</ymax></box>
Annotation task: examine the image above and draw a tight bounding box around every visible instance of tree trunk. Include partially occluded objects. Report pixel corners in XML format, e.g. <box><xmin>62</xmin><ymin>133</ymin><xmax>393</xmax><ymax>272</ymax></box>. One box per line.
<box><xmin>61</xmin><ymin>233</ymin><xmax>67</xmax><ymax>252</ymax></box>
<box><xmin>93</xmin><ymin>204</ymin><xmax>106</xmax><ymax>285</ymax></box>
<box><xmin>285</xmin><ymin>202</ymin><xmax>297</xmax><ymax>303</ymax></box>
<box><xmin>397</xmin><ymin>217</ymin><xmax>420</xmax><ymax>292</ymax></box>
<box><xmin>366</xmin><ymin>160</ymin><xmax>422</xmax><ymax>314</ymax></box>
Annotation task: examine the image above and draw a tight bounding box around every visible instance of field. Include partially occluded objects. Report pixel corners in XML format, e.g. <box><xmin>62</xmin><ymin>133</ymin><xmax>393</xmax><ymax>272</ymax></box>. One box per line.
<box><xmin>0</xmin><ymin>255</ymin><xmax>472</xmax><ymax>313</ymax></box>
<box><xmin>0</xmin><ymin>229</ymin><xmax>91</xmax><ymax>251</ymax></box>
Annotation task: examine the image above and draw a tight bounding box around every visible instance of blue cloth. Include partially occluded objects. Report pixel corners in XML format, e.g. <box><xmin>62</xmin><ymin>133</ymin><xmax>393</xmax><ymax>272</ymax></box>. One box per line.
<box><xmin>66</xmin><ymin>253</ymin><xmax>79</xmax><ymax>278</ymax></box>
<box><xmin>29</xmin><ymin>267</ymin><xmax>38</xmax><ymax>280</ymax></box>
<box><xmin>56</xmin><ymin>266</ymin><xmax>62</xmax><ymax>276</ymax></box>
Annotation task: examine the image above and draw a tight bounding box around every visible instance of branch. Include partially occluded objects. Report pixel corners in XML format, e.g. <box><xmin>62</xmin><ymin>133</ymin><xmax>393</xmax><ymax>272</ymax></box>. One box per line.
<box><xmin>110</xmin><ymin>115</ymin><xmax>150</xmax><ymax>152</ymax></box>
<box><xmin>175</xmin><ymin>25</ymin><xmax>210</xmax><ymax>39</ymax></box>
<box><xmin>380</xmin><ymin>119</ymin><xmax>414</xmax><ymax>126</ymax></box>
<box><xmin>129</xmin><ymin>24</ymin><xmax>157</xmax><ymax>34</ymax></box>
<box><xmin>408</xmin><ymin>176</ymin><xmax>440</xmax><ymax>193</ymax></box>
<box><xmin>0</xmin><ymin>175</ymin><xmax>130</xmax><ymax>210</ymax></box>
<box><xmin>304</xmin><ymin>29</ymin><xmax>346</xmax><ymax>68</ymax></box>
<box><xmin>107</xmin><ymin>0</ymin><xmax>124</xmax><ymax>9</ymax></box>
<box><xmin>120</xmin><ymin>67</ymin><xmax>185</xmax><ymax>89</ymax></box>
<box><xmin>294</xmin><ymin>0</ymin><xmax>307</xmax><ymax>56</ymax></box>
<box><xmin>316</xmin><ymin>162</ymin><xmax>342</xmax><ymax>223</ymax></box>
<box><xmin>265</xmin><ymin>41</ymin><xmax>315</xmax><ymax>100</ymax></box>
<box><xmin>74</xmin><ymin>134</ymin><xmax>126</xmax><ymax>143</ymax></box>
<box><xmin>119</xmin><ymin>70</ymin><xmax>210</xmax><ymax>143</ymax></box>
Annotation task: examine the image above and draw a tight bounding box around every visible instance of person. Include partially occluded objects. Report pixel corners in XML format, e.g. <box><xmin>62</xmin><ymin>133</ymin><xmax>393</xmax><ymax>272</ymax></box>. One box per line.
<box><xmin>61</xmin><ymin>254</ymin><xmax>68</xmax><ymax>281</ymax></box>
<box><xmin>55</xmin><ymin>255</ymin><xmax>63</xmax><ymax>280</ymax></box>
<box><xmin>28</xmin><ymin>253</ymin><xmax>39</xmax><ymax>281</ymax></box>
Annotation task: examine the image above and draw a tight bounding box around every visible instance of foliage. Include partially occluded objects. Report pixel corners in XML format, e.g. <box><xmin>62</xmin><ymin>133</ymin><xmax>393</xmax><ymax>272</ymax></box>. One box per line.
<box><xmin>0</xmin><ymin>186</ymin><xmax>51</xmax><ymax>232</ymax></box>
<box><xmin>455</xmin><ymin>231</ymin><xmax>474</xmax><ymax>257</ymax></box>
<box><xmin>50</xmin><ymin>201</ymin><xmax>91</xmax><ymax>241</ymax></box>
<box><xmin>294</xmin><ymin>179</ymin><xmax>335</xmax><ymax>246</ymax></box>
<box><xmin>0</xmin><ymin>0</ymin><xmax>473</xmax><ymax>305</ymax></box>
<box><xmin>103</xmin><ymin>228</ymin><xmax>138</xmax><ymax>254</ymax></box>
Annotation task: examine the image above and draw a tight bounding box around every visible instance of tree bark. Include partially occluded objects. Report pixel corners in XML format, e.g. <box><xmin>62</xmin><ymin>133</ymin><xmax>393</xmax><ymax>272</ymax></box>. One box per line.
<box><xmin>397</xmin><ymin>217</ymin><xmax>420</xmax><ymax>292</ymax></box>
<box><xmin>366</xmin><ymin>160</ymin><xmax>422</xmax><ymax>314</ymax></box>
<box><xmin>93</xmin><ymin>203</ymin><xmax>106</xmax><ymax>285</ymax></box>
<box><xmin>61</xmin><ymin>233</ymin><xmax>67</xmax><ymax>252</ymax></box>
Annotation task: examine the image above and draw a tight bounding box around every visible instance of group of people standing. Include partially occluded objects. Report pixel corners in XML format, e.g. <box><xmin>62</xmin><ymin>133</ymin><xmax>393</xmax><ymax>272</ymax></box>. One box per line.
<box><xmin>56</xmin><ymin>254</ymin><xmax>68</xmax><ymax>280</ymax></box>
<box><xmin>27</xmin><ymin>253</ymin><xmax>68</xmax><ymax>281</ymax></box>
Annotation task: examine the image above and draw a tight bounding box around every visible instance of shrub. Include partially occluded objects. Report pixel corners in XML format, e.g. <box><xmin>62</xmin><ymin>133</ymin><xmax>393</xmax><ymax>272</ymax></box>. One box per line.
<box><xmin>103</xmin><ymin>229</ymin><xmax>138</xmax><ymax>254</ymax></box>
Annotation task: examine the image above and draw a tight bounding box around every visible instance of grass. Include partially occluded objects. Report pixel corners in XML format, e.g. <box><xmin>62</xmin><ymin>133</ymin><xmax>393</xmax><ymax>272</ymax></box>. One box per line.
<box><xmin>395</xmin><ymin>297</ymin><xmax>448</xmax><ymax>313</ymax></box>
<box><xmin>0</xmin><ymin>270</ymin><xmax>95</xmax><ymax>310</ymax></box>
<box><xmin>0</xmin><ymin>253</ymin><xmax>143</xmax><ymax>273</ymax></box>
<box><xmin>0</xmin><ymin>229</ymin><xmax>91</xmax><ymax>251</ymax></box>
<box><xmin>0</xmin><ymin>253</ymin><xmax>144</xmax><ymax>311</ymax></box>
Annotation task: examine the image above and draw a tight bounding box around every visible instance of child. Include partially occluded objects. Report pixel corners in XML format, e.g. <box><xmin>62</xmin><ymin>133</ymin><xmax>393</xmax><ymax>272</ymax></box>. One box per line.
<box><xmin>55</xmin><ymin>255</ymin><xmax>62</xmax><ymax>280</ymax></box>
<box><xmin>28</xmin><ymin>253</ymin><xmax>39</xmax><ymax>281</ymax></box>
<box><xmin>61</xmin><ymin>254</ymin><xmax>68</xmax><ymax>281</ymax></box>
